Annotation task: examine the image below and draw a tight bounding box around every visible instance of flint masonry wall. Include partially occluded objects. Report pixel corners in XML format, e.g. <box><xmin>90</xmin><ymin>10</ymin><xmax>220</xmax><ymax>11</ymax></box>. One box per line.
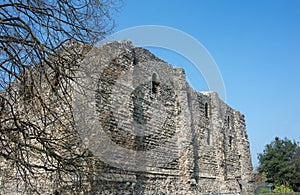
<box><xmin>74</xmin><ymin>41</ymin><xmax>254</xmax><ymax>194</ymax></box>
<box><xmin>0</xmin><ymin>41</ymin><xmax>254</xmax><ymax>194</ymax></box>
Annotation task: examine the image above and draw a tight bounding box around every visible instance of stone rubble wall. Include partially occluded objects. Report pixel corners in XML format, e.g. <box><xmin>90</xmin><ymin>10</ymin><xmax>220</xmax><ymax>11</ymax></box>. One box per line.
<box><xmin>0</xmin><ymin>41</ymin><xmax>254</xmax><ymax>194</ymax></box>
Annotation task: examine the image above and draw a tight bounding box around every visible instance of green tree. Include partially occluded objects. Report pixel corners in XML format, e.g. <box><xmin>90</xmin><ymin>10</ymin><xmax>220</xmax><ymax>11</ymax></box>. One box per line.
<box><xmin>257</xmin><ymin>137</ymin><xmax>300</xmax><ymax>191</ymax></box>
<box><xmin>273</xmin><ymin>184</ymin><xmax>293</xmax><ymax>193</ymax></box>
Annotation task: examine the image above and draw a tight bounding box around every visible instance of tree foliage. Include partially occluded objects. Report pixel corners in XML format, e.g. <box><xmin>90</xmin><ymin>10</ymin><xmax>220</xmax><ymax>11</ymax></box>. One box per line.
<box><xmin>273</xmin><ymin>184</ymin><xmax>294</xmax><ymax>193</ymax></box>
<box><xmin>257</xmin><ymin>137</ymin><xmax>300</xmax><ymax>191</ymax></box>
<box><xmin>0</xmin><ymin>0</ymin><xmax>121</xmax><ymax>193</ymax></box>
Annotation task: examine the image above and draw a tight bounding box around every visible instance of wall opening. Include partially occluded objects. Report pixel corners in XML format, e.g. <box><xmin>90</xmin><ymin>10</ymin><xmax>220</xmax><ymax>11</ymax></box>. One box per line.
<box><xmin>20</xmin><ymin>81</ymin><xmax>34</xmax><ymax>101</ymax></box>
<box><xmin>205</xmin><ymin>103</ymin><xmax>209</xmax><ymax>118</ymax></box>
<box><xmin>227</xmin><ymin>116</ymin><xmax>230</xmax><ymax>127</ymax></box>
<box><xmin>152</xmin><ymin>73</ymin><xmax>160</xmax><ymax>94</ymax></box>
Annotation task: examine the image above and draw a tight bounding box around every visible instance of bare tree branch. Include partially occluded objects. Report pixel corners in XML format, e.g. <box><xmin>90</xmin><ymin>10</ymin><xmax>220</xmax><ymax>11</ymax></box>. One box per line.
<box><xmin>0</xmin><ymin>0</ymin><xmax>122</xmax><ymax>193</ymax></box>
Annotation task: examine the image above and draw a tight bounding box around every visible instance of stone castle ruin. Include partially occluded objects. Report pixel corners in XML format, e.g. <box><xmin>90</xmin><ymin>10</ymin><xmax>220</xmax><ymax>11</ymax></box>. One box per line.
<box><xmin>0</xmin><ymin>41</ymin><xmax>254</xmax><ymax>194</ymax></box>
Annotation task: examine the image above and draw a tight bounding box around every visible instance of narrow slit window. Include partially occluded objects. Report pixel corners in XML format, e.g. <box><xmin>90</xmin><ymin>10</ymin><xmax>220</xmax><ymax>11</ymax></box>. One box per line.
<box><xmin>207</xmin><ymin>129</ymin><xmax>210</xmax><ymax>145</ymax></box>
<box><xmin>227</xmin><ymin>116</ymin><xmax>230</xmax><ymax>127</ymax></box>
<box><xmin>205</xmin><ymin>103</ymin><xmax>209</xmax><ymax>118</ymax></box>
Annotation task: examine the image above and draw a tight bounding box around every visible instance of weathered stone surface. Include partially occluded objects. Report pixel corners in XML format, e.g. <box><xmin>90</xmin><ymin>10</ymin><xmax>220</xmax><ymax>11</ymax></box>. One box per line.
<box><xmin>0</xmin><ymin>41</ymin><xmax>254</xmax><ymax>194</ymax></box>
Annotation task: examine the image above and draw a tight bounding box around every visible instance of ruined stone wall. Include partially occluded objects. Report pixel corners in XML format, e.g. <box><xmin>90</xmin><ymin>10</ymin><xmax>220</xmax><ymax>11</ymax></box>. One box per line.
<box><xmin>0</xmin><ymin>41</ymin><xmax>254</xmax><ymax>194</ymax></box>
<box><xmin>72</xmin><ymin>41</ymin><xmax>254</xmax><ymax>194</ymax></box>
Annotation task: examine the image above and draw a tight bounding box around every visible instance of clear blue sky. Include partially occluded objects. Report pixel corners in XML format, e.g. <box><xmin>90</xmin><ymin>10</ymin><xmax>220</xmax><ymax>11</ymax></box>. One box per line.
<box><xmin>113</xmin><ymin>0</ymin><xmax>300</xmax><ymax>167</ymax></box>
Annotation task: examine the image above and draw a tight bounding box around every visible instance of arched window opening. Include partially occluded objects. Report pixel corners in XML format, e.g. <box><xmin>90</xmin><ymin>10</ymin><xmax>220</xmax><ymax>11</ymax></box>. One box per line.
<box><xmin>152</xmin><ymin>73</ymin><xmax>160</xmax><ymax>94</ymax></box>
<box><xmin>205</xmin><ymin>103</ymin><xmax>209</xmax><ymax>118</ymax></box>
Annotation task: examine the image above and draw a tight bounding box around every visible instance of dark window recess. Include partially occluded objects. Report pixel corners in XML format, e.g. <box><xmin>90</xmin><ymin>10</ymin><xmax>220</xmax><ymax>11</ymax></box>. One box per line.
<box><xmin>227</xmin><ymin>116</ymin><xmax>230</xmax><ymax>127</ymax></box>
<box><xmin>205</xmin><ymin>103</ymin><xmax>209</xmax><ymax>118</ymax></box>
<box><xmin>152</xmin><ymin>73</ymin><xmax>160</xmax><ymax>94</ymax></box>
<box><xmin>20</xmin><ymin>81</ymin><xmax>34</xmax><ymax>101</ymax></box>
